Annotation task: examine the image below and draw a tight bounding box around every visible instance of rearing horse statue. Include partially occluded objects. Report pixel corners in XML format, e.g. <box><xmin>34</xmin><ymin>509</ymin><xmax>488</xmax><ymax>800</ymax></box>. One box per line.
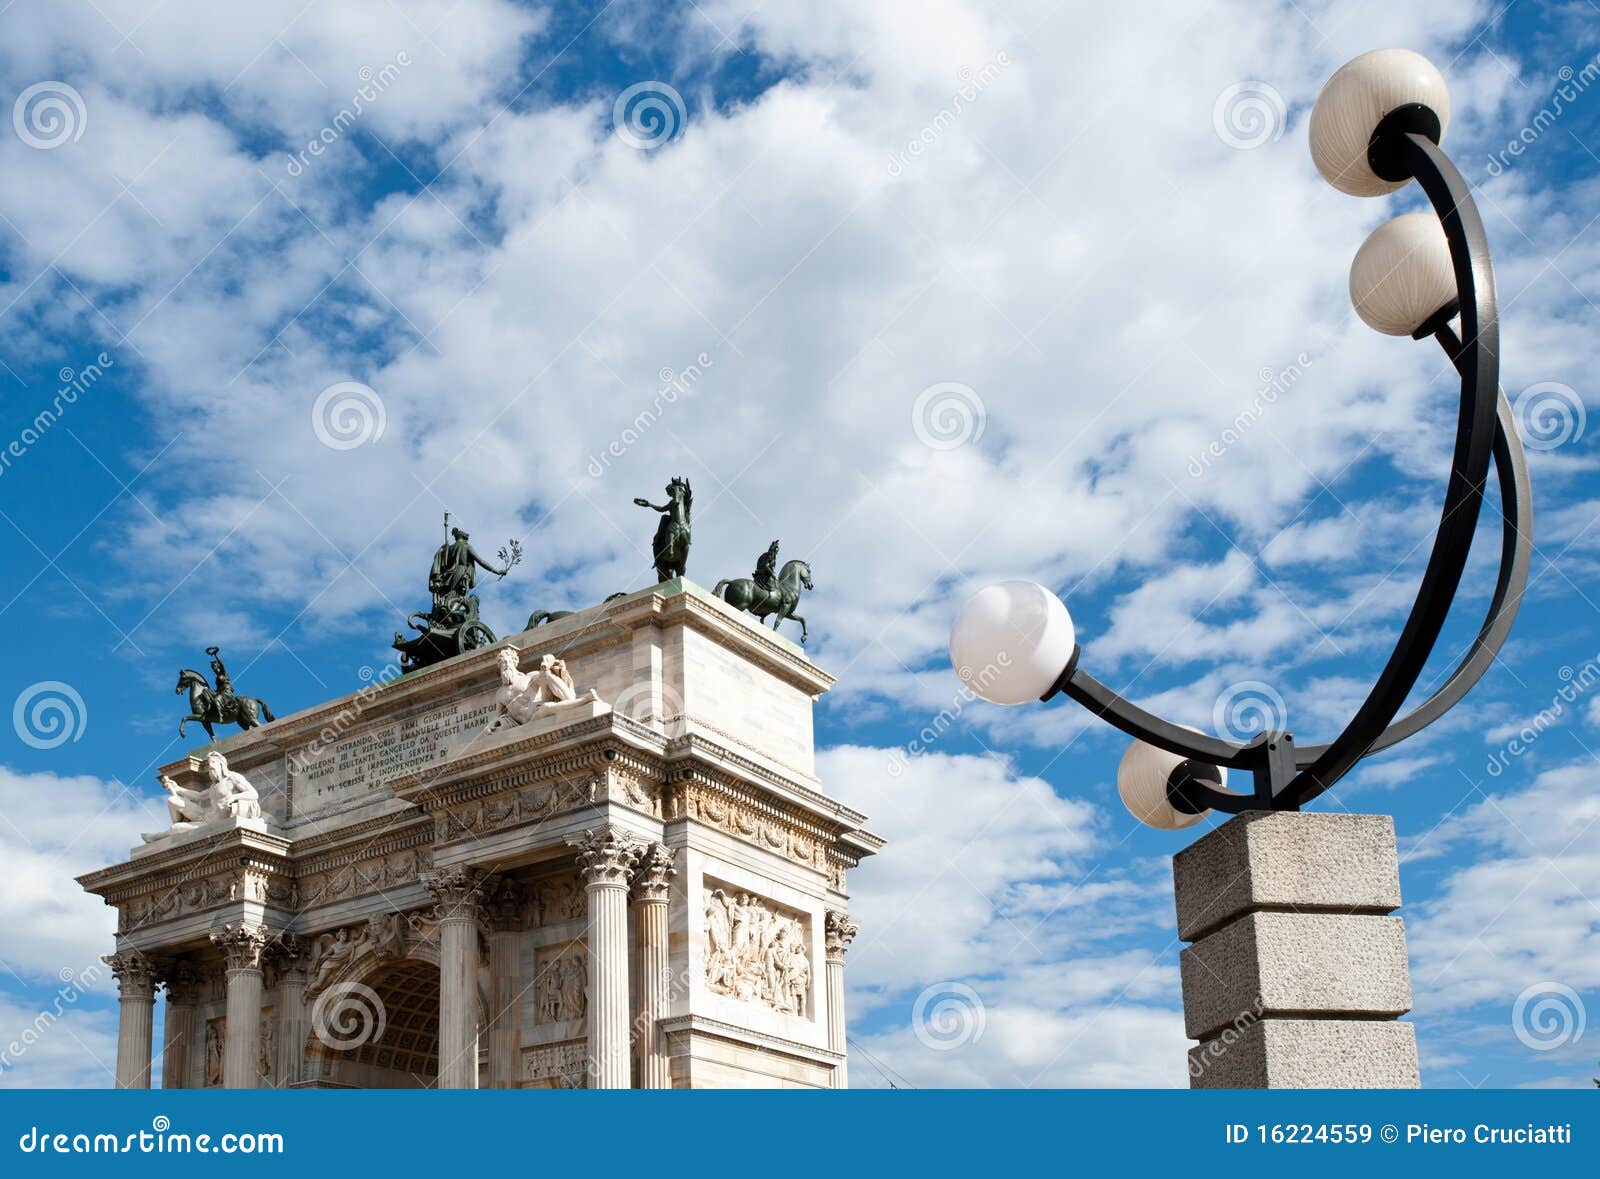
<box><xmin>634</xmin><ymin>476</ymin><xmax>692</xmax><ymax>582</ymax></box>
<box><xmin>714</xmin><ymin>559</ymin><xmax>814</xmax><ymax>644</ymax></box>
<box><xmin>175</xmin><ymin>669</ymin><xmax>275</xmax><ymax>740</ymax></box>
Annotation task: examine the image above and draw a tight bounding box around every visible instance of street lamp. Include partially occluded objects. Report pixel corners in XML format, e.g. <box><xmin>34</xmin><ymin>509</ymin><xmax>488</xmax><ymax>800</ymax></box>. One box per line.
<box><xmin>950</xmin><ymin>49</ymin><xmax>1531</xmax><ymax>829</ymax></box>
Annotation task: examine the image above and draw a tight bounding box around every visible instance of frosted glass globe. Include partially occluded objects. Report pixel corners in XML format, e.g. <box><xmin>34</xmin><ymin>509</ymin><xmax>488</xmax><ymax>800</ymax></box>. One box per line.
<box><xmin>949</xmin><ymin>580</ymin><xmax>1076</xmax><ymax>705</ymax></box>
<box><xmin>1117</xmin><ymin>735</ymin><xmax>1218</xmax><ymax>831</ymax></box>
<box><xmin>1309</xmin><ymin>49</ymin><xmax>1450</xmax><ymax>196</ymax></box>
<box><xmin>1349</xmin><ymin>213</ymin><xmax>1455</xmax><ymax>336</ymax></box>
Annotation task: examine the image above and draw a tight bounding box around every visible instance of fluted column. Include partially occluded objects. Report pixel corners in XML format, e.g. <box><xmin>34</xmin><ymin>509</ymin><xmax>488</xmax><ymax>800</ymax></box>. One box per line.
<box><xmin>159</xmin><ymin>960</ymin><xmax>200</xmax><ymax>1089</ymax></box>
<box><xmin>483</xmin><ymin>878</ymin><xmax>526</xmax><ymax>1089</ymax></box>
<box><xmin>107</xmin><ymin>950</ymin><xmax>156</xmax><ymax>1089</ymax></box>
<box><xmin>630</xmin><ymin>843</ymin><xmax>676</xmax><ymax>1089</ymax></box>
<box><xmin>825</xmin><ymin>911</ymin><xmax>859</xmax><ymax>1089</ymax></box>
<box><xmin>426</xmin><ymin>867</ymin><xmax>484</xmax><ymax>1089</ymax></box>
<box><xmin>266</xmin><ymin>937</ymin><xmax>308</xmax><ymax>1088</ymax></box>
<box><xmin>210</xmin><ymin>923</ymin><xmax>269</xmax><ymax>1089</ymax></box>
<box><xmin>572</xmin><ymin>828</ymin><xmax>635</xmax><ymax>1089</ymax></box>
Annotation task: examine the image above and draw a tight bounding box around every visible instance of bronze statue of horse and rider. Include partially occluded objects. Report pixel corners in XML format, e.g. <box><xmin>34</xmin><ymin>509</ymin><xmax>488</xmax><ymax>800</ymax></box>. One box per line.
<box><xmin>176</xmin><ymin>647</ymin><xmax>275</xmax><ymax>740</ymax></box>
<box><xmin>634</xmin><ymin>476</ymin><xmax>692</xmax><ymax>582</ymax></box>
<box><xmin>715</xmin><ymin>545</ymin><xmax>814</xmax><ymax>644</ymax></box>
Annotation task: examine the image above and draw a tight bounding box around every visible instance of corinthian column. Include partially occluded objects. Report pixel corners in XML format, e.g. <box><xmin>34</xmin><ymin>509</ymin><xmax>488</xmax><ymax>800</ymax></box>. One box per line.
<box><xmin>630</xmin><ymin>843</ymin><xmax>676</xmax><ymax>1089</ymax></box>
<box><xmin>266</xmin><ymin>937</ymin><xmax>308</xmax><ymax>1088</ymax></box>
<box><xmin>825</xmin><ymin>911</ymin><xmax>859</xmax><ymax>1089</ymax></box>
<box><xmin>210</xmin><ymin>923</ymin><xmax>269</xmax><ymax>1089</ymax></box>
<box><xmin>159</xmin><ymin>960</ymin><xmax>200</xmax><ymax>1089</ymax></box>
<box><xmin>107</xmin><ymin>950</ymin><xmax>157</xmax><ymax>1089</ymax></box>
<box><xmin>425</xmin><ymin>867</ymin><xmax>484</xmax><ymax>1089</ymax></box>
<box><xmin>572</xmin><ymin>828</ymin><xmax>636</xmax><ymax>1089</ymax></box>
<box><xmin>482</xmin><ymin>878</ymin><xmax>526</xmax><ymax>1089</ymax></box>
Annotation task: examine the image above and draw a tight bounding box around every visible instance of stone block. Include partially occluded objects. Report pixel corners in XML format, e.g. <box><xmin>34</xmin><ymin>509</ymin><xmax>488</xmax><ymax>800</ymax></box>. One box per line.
<box><xmin>1188</xmin><ymin>1018</ymin><xmax>1419</xmax><ymax>1089</ymax></box>
<box><xmin>1180</xmin><ymin>911</ymin><xmax>1412</xmax><ymax>1040</ymax></box>
<box><xmin>1173</xmin><ymin>811</ymin><xmax>1401</xmax><ymax>941</ymax></box>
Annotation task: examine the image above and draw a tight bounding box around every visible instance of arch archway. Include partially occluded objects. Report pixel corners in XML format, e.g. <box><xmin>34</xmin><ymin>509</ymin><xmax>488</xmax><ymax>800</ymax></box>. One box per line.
<box><xmin>302</xmin><ymin>952</ymin><xmax>476</xmax><ymax>1089</ymax></box>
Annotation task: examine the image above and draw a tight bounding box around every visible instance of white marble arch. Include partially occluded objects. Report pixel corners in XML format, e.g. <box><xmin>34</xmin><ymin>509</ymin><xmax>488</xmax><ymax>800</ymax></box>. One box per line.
<box><xmin>301</xmin><ymin>948</ymin><xmax>487</xmax><ymax>1089</ymax></box>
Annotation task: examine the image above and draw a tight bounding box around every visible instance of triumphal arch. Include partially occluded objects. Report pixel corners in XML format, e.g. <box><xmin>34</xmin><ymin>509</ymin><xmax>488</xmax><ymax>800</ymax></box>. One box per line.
<box><xmin>79</xmin><ymin>582</ymin><xmax>881</xmax><ymax>1089</ymax></box>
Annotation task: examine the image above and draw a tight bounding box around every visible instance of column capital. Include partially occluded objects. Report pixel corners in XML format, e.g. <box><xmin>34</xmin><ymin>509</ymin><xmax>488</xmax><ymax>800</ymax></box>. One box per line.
<box><xmin>210</xmin><ymin>922</ymin><xmax>271</xmax><ymax>974</ymax></box>
<box><xmin>481</xmin><ymin>877</ymin><xmax>527</xmax><ymax>933</ymax></box>
<box><xmin>105</xmin><ymin>950</ymin><xmax>158</xmax><ymax>1000</ymax></box>
<box><xmin>825</xmin><ymin>910</ymin><xmax>860</xmax><ymax>960</ymax></box>
<box><xmin>424</xmin><ymin>865</ymin><xmax>485</xmax><ymax>922</ymax></box>
<box><xmin>570</xmin><ymin>827</ymin><xmax>637</xmax><ymax>889</ymax></box>
<box><xmin>159</xmin><ymin>958</ymin><xmax>202</xmax><ymax>1006</ymax></box>
<box><xmin>264</xmin><ymin>933</ymin><xmax>308</xmax><ymax>989</ymax></box>
<box><xmin>629</xmin><ymin>842</ymin><xmax>676</xmax><ymax>904</ymax></box>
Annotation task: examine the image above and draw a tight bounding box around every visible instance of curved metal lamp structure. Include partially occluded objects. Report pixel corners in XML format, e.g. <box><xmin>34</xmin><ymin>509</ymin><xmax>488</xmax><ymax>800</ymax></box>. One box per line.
<box><xmin>950</xmin><ymin>50</ymin><xmax>1533</xmax><ymax>825</ymax></box>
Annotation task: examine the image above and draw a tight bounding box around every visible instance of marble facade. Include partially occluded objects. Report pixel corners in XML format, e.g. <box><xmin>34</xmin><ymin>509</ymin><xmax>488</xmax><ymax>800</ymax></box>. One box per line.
<box><xmin>79</xmin><ymin>580</ymin><xmax>882</xmax><ymax>1090</ymax></box>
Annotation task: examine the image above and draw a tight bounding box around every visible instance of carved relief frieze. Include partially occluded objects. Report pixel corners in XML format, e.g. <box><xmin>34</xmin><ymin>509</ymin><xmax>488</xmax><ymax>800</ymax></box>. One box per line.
<box><xmin>297</xmin><ymin>843</ymin><xmax>430</xmax><ymax>909</ymax></box>
<box><xmin>530</xmin><ymin>872</ymin><xmax>585</xmax><ymax>926</ymax></box>
<box><xmin>113</xmin><ymin>855</ymin><xmax>296</xmax><ymax>934</ymax></box>
<box><xmin>303</xmin><ymin>908</ymin><xmax>436</xmax><ymax>999</ymax></box>
<box><xmin>534</xmin><ymin>944</ymin><xmax>588</xmax><ymax>1027</ymax></box>
<box><xmin>703</xmin><ymin>884</ymin><xmax>811</xmax><ymax>1017</ymax></box>
<box><xmin>665</xmin><ymin>777</ymin><xmax>831</xmax><ymax>876</ymax></box>
<box><xmin>521</xmin><ymin>1040</ymin><xmax>588</xmax><ymax>1088</ymax></box>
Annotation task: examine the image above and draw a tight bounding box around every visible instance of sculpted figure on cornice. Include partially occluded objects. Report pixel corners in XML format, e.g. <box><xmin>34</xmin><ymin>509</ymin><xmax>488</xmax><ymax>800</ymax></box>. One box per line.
<box><xmin>704</xmin><ymin>887</ymin><xmax>810</xmax><ymax>1017</ymax></box>
<box><xmin>142</xmin><ymin>751</ymin><xmax>262</xmax><ymax>843</ymax></box>
<box><xmin>484</xmin><ymin>648</ymin><xmax>600</xmax><ymax>734</ymax></box>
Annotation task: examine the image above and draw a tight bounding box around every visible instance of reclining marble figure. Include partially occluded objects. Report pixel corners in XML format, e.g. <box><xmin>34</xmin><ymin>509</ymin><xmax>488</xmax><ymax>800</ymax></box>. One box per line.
<box><xmin>143</xmin><ymin>750</ymin><xmax>262</xmax><ymax>842</ymax></box>
<box><xmin>485</xmin><ymin>648</ymin><xmax>601</xmax><ymax>733</ymax></box>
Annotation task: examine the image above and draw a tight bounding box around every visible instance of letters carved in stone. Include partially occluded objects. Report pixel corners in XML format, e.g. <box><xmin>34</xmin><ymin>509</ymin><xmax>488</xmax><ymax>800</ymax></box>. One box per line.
<box><xmin>703</xmin><ymin>886</ymin><xmax>811</xmax><ymax>1017</ymax></box>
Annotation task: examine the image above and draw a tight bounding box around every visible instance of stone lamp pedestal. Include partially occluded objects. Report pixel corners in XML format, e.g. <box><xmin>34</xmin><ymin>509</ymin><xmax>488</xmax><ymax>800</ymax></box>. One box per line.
<box><xmin>1174</xmin><ymin>811</ymin><xmax>1420</xmax><ymax>1089</ymax></box>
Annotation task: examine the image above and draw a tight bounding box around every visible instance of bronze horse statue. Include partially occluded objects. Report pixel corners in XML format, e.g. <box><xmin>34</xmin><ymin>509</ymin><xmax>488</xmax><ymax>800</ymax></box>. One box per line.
<box><xmin>175</xmin><ymin>668</ymin><xmax>275</xmax><ymax>740</ymax></box>
<box><xmin>634</xmin><ymin>476</ymin><xmax>692</xmax><ymax>582</ymax></box>
<box><xmin>714</xmin><ymin>559</ymin><xmax>814</xmax><ymax>643</ymax></box>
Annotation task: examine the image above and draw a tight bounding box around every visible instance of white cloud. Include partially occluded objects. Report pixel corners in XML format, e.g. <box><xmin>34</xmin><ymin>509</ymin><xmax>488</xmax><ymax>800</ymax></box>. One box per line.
<box><xmin>0</xmin><ymin>767</ymin><xmax>161</xmax><ymax>985</ymax></box>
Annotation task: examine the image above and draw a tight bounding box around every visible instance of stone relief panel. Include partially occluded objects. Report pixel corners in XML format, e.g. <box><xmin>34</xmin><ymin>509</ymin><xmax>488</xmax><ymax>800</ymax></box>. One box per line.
<box><xmin>434</xmin><ymin>775</ymin><xmax>600</xmax><ymax>843</ymax></box>
<box><xmin>305</xmin><ymin>910</ymin><xmax>436</xmax><ymax>998</ymax></box>
<box><xmin>297</xmin><ymin>846</ymin><xmax>430</xmax><ymax>910</ymax></box>
<box><xmin>116</xmin><ymin>867</ymin><xmax>296</xmax><ymax>933</ymax></box>
<box><xmin>259</xmin><ymin>1005</ymin><xmax>275</xmax><ymax>1086</ymax></box>
<box><xmin>521</xmin><ymin>1041</ymin><xmax>588</xmax><ymax>1089</ymax></box>
<box><xmin>703</xmin><ymin>884</ymin><xmax>811</xmax><ymax>1018</ymax></box>
<box><xmin>204</xmin><ymin>1018</ymin><xmax>224</xmax><ymax>1088</ymax></box>
<box><xmin>530</xmin><ymin>872</ymin><xmax>585</xmax><ymax>926</ymax></box>
<box><xmin>534</xmin><ymin>945</ymin><xmax>588</xmax><ymax>1027</ymax></box>
<box><xmin>666</xmin><ymin>782</ymin><xmax>829</xmax><ymax>876</ymax></box>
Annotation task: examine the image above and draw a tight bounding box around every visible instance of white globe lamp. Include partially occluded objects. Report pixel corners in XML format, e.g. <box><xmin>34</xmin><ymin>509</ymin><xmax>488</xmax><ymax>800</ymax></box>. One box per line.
<box><xmin>949</xmin><ymin>580</ymin><xmax>1076</xmax><ymax>706</ymax></box>
<box><xmin>1117</xmin><ymin>735</ymin><xmax>1219</xmax><ymax>830</ymax></box>
<box><xmin>1309</xmin><ymin>49</ymin><xmax>1450</xmax><ymax>197</ymax></box>
<box><xmin>1349</xmin><ymin>212</ymin><xmax>1456</xmax><ymax>336</ymax></box>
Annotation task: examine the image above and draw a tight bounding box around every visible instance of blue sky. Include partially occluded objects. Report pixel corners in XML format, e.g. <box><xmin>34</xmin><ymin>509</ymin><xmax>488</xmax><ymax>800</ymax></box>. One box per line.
<box><xmin>1</xmin><ymin>0</ymin><xmax>1598</xmax><ymax>1089</ymax></box>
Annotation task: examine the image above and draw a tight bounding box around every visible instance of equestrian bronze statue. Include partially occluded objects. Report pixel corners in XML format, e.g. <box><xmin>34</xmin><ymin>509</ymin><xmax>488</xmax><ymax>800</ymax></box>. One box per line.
<box><xmin>715</xmin><ymin>551</ymin><xmax>814</xmax><ymax>644</ymax></box>
<box><xmin>634</xmin><ymin>476</ymin><xmax>692</xmax><ymax>582</ymax></box>
<box><xmin>175</xmin><ymin>647</ymin><xmax>275</xmax><ymax>740</ymax></box>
